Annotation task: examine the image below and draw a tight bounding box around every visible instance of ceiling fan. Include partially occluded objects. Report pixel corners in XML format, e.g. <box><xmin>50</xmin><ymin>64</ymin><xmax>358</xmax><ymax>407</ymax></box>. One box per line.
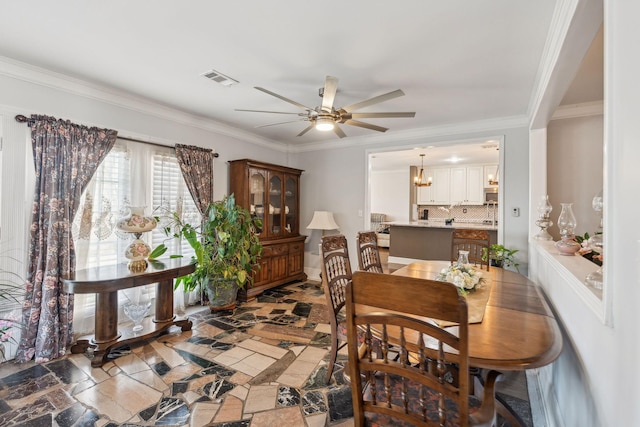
<box><xmin>236</xmin><ymin>76</ymin><xmax>416</xmax><ymax>138</ymax></box>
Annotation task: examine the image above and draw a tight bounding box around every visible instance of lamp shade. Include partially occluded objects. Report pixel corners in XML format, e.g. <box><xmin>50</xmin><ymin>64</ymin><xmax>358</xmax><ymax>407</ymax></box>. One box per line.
<box><xmin>306</xmin><ymin>211</ymin><xmax>339</xmax><ymax>231</ymax></box>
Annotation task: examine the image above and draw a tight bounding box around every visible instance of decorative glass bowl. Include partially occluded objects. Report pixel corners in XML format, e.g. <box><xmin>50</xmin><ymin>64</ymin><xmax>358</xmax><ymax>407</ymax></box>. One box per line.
<box><xmin>123</xmin><ymin>301</ymin><xmax>152</xmax><ymax>332</ymax></box>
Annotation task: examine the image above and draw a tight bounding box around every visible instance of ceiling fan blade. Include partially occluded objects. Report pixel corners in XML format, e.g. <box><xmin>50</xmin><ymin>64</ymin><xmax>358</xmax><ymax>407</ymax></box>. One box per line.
<box><xmin>333</xmin><ymin>124</ymin><xmax>347</xmax><ymax>138</ymax></box>
<box><xmin>343</xmin><ymin>119</ymin><xmax>388</xmax><ymax>133</ymax></box>
<box><xmin>297</xmin><ymin>123</ymin><xmax>315</xmax><ymax>137</ymax></box>
<box><xmin>321</xmin><ymin>76</ymin><xmax>339</xmax><ymax>112</ymax></box>
<box><xmin>255</xmin><ymin>87</ymin><xmax>314</xmax><ymax>111</ymax></box>
<box><xmin>236</xmin><ymin>109</ymin><xmax>303</xmax><ymax>115</ymax></box>
<box><xmin>349</xmin><ymin>112</ymin><xmax>416</xmax><ymax>119</ymax></box>
<box><xmin>256</xmin><ymin>120</ymin><xmax>306</xmax><ymax>128</ymax></box>
<box><xmin>341</xmin><ymin>89</ymin><xmax>405</xmax><ymax>112</ymax></box>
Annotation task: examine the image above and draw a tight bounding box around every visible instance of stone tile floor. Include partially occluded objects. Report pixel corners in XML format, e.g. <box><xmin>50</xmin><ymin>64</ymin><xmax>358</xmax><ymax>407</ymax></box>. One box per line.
<box><xmin>0</xmin><ymin>280</ymin><xmax>533</xmax><ymax>426</ymax></box>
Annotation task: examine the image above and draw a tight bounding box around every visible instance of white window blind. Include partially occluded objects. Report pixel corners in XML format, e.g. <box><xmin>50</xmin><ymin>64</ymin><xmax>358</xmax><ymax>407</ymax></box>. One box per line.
<box><xmin>151</xmin><ymin>153</ymin><xmax>199</xmax><ymax>259</ymax></box>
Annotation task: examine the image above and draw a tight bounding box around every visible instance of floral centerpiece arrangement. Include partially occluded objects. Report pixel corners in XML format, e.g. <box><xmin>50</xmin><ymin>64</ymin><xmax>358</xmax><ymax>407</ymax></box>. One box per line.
<box><xmin>437</xmin><ymin>262</ymin><xmax>486</xmax><ymax>295</ymax></box>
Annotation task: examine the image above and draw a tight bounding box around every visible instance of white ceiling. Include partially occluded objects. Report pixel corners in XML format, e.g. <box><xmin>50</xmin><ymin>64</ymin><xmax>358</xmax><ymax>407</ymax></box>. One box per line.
<box><xmin>0</xmin><ymin>1</ymin><xmax>558</xmax><ymax>148</ymax></box>
<box><xmin>1</xmin><ymin>2</ymin><xmax>603</xmax><ymax>172</ymax></box>
<box><xmin>370</xmin><ymin>139</ymin><xmax>500</xmax><ymax>171</ymax></box>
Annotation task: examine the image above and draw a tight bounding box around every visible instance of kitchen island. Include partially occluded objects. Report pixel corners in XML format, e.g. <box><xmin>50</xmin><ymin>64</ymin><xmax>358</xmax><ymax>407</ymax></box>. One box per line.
<box><xmin>389</xmin><ymin>221</ymin><xmax>498</xmax><ymax>262</ymax></box>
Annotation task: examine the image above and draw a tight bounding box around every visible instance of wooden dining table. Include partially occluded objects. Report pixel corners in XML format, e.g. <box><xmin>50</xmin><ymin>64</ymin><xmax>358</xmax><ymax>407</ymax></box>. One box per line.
<box><xmin>390</xmin><ymin>260</ymin><xmax>563</xmax><ymax>371</ymax></box>
<box><xmin>382</xmin><ymin>260</ymin><xmax>563</xmax><ymax>426</ymax></box>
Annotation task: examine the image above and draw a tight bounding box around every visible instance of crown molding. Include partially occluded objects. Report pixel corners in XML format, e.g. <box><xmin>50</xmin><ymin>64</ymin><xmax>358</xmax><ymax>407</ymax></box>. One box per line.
<box><xmin>551</xmin><ymin>101</ymin><xmax>603</xmax><ymax>120</ymax></box>
<box><xmin>527</xmin><ymin>0</ymin><xmax>580</xmax><ymax>123</ymax></box>
<box><xmin>0</xmin><ymin>56</ymin><xmax>289</xmax><ymax>152</ymax></box>
<box><xmin>0</xmin><ymin>55</ymin><xmax>529</xmax><ymax>156</ymax></box>
<box><xmin>289</xmin><ymin>115</ymin><xmax>527</xmax><ymax>154</ymax></box>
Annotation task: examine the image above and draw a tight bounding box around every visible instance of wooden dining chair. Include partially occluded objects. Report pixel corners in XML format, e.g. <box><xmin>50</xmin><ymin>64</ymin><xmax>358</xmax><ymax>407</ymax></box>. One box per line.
<box><xmin>356</xmin><ymin>231</ymin><xmax>384</xmax><ymax>273</ymax></box>
<box><xmin>320</xmin><ymin>234</ymin><xmax>353</xmax><ymax>383</ymax></box>
<box><xmin>346</xmin><ymin>271</ymin><xmax>502</xmax><ymax>427</ymax></box>
<box><xmin>451</xmin><ymin>229</ymin><xmax>491</xmax><ymax>271</ymax></box>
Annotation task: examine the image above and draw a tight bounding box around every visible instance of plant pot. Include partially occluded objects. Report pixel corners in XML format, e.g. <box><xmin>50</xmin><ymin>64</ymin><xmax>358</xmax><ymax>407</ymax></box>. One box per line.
<box><xmin>205</xmin><ymin>279</ymin><xmax>239</xmax><ymax>311</ymax></box>
<box><xmin>490</xmin><ymin>259</ymin><xmax>504</xmax><ymax>268</ymax></box>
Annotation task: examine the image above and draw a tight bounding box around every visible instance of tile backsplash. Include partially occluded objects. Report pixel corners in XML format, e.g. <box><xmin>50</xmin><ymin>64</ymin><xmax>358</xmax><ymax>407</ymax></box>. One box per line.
<box><xmin>419</xmin><ymin>204</ymin><xmax>499</xmax><ymax>222</ymax></box>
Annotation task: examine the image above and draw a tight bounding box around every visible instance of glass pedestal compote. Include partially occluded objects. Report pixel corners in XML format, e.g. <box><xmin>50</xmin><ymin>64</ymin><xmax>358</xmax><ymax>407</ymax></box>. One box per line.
<box><xmin>123</xmin><ymin>300</ymin><xmax>152</xmax><ymax>332</ymax></box>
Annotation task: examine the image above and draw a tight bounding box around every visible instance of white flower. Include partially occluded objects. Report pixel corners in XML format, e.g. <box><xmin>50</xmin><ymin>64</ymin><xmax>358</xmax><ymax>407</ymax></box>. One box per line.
<box><xmin>437</xmin><ymin>263</ymin><xmax>485</xmax><ymax>293</ymax></box>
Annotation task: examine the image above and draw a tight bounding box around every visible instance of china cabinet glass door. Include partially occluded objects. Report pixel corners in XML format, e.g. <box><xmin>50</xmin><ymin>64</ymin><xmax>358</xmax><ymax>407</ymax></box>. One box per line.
<box><xmin>268</xmin><ymin>174</ymin><xmax>282</xmax><ymax>237</ymax></box>
<box><xmin>284</xmin><ymin>176</ymin><xmax>297</xmax><ymax>235</ymax></box>
<box><xmin>249</xmin><ymin>169</ymin><xmax>266</xmax><ymax>237</ymax></box>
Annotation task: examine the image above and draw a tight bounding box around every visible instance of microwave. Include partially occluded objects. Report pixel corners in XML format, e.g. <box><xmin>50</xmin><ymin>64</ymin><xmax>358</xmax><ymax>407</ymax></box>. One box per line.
<box><xmin>484</xmin><ymin>189</ymin><xmax>499</xmax><ymax>203</ymax></box>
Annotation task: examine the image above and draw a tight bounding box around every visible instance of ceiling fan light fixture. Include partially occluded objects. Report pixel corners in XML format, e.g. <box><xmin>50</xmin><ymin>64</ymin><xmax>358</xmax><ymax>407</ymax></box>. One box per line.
<box><xmin>315</xmin><ymin>117</ymin><xmax>335</xmax><ymax>131</ymax></box>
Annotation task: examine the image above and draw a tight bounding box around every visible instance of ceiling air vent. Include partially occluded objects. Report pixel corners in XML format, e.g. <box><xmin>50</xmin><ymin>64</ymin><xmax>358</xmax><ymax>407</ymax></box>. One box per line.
<box><xmin>201</xmin><ymin>69</ymin><xmax>239</xmax><ymax>87</ymax></box>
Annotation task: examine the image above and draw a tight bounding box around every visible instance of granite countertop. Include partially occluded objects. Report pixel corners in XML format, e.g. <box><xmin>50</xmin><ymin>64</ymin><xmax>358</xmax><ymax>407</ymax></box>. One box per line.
<box><xmin>389</xmin><ymin>220</ymin><xmax>498</xmax><ymax>231</ymax></box>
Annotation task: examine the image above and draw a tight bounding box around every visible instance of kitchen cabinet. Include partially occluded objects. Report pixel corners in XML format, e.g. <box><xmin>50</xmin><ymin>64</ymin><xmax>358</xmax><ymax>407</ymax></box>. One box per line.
<box><xmin>229</xmin><ymin>159</ymin><xmax>307</xmax><ymax>301</ymax></box>
<box><xmin>450</xmin><ymin>166</ymin><xmax>484</xmax><ymax>205</ymax></box>
<box><xmin>416</xmin><ymin>167</ymin><xmax>450</xmax><ymax>205</ymax></box>
<box><xmin>417</xmin><ymin>166</ymin><xmax>483</xmax><ymax>205</ymax></box>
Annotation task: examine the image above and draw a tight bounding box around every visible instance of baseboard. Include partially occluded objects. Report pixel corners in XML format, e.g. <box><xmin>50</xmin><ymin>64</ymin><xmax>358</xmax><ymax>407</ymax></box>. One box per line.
<box><xmin>304</xmin><ymin>267</ymin><xmax>321</xmax><ymax>282</ymax></box>
<box><xmin>526</xmin><ymin>367</ymin><xmax>563</xmax><ymax>427</ymax></box>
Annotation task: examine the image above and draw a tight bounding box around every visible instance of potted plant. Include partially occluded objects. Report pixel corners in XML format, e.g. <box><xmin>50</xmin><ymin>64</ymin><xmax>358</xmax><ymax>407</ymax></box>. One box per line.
<box><xmin>150</xmin><ymin>194</ymin><xmax>262</xmax><ymax>311</ymax></box>
<box><xmin>482</xmin><ymin>243</ymin><xmax>520</xmax><ymax>272</ymax></box>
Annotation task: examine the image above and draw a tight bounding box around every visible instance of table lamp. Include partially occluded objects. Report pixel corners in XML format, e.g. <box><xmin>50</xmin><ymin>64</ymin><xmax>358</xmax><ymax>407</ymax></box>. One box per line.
<box><xmin>306</xmin><ymin>211</ymin><xmax>339</xmax><ymax>236</ymax></box>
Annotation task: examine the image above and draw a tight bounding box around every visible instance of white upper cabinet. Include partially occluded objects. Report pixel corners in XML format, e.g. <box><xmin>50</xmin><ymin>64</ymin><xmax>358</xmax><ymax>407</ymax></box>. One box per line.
<box><xmin>465</xmin><ymin>166</ymin><xmax>484</xmax><ymax>204</ymax></box>
<box><xmin>416</xmin><ymin>167</ymin><xmax>450</xmax><ymax>205</ymax></box>
<box><xmin>449</xmin><ymin>167</ymin><xmax>467</xmax><ymax>203</ymax></box>
<box><xmin>450</xmin><ymin>166</ymin><xmax>484</xmax><ymax>205</ymax></box>
<box><xmin>416</xmin><ymin>165</ymin><xmax>484</xmax><ymax>206</ymax></box>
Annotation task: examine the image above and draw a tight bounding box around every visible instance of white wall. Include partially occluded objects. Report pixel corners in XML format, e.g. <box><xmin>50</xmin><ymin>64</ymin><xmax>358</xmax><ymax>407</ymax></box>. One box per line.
<box><xmin>295</xmin><ymin>126</ymin><xmax>531</xmax><ymax>279</ymax></box>
<box><xmin>370</xmin><ymin>169</ymin><xmax>410</xmax><ymax>223</ymax></box>
<box><xmin>547</xmin><ymin>114</ymin><xmax>604</xmax><ymax>239</ymax></box>
<box><xmin>527</xmin><ymin>0</ymin><xmax>640</xmax><ymax>425</ymax></box>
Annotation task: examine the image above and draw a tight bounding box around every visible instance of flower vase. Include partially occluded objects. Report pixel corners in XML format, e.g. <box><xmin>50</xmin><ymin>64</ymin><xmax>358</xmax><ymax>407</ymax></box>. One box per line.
<box><xmin>554</xmin><ymin>203</ymin><xmax>580</xmax><ymax>255</ymax></box>
<box><xmin>457</xmin><ymin>250</ymin><xmax>470</xmax><ymax>266</ymax></box>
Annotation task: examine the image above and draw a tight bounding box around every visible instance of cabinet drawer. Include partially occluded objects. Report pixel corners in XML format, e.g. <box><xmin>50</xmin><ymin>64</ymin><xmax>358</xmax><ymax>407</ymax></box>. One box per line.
<box><xmin>261</xmin><ymin>243</ymin><xmax>289</xmax><ymax>258</ymax></box>
<box><xmin>289</xmin><ymin>242</ymin><xmax>303</xmax><ymax>254</ymax></box>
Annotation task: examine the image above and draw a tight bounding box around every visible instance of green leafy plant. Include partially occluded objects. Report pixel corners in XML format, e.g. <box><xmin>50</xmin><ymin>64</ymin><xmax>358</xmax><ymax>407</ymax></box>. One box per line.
<box><xmin>482</xmin><ymin>243</ymin><xmax>520</xmax><ymax>272</ymax></box>
<box><xmin>0</xmin><ymin>258</ymin><xmax>27</xmax><ymax>360</ymax></box>
<box><xmin>150</xmin><ymin>194</ymin><xmax>263</xmax><ymax>297</ymax></box>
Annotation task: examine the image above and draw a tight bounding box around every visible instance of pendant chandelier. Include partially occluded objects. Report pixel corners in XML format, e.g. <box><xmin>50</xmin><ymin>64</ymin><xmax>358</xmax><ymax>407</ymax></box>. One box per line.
<box><xmin>414</xmin><ymin>154</ymin><xmax>432</xmax><ymax>187</ymax></box>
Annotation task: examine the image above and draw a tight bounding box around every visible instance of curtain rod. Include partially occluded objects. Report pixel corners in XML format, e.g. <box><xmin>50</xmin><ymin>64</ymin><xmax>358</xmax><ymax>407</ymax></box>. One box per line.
<box><xmin>15</xmin><ymin>115</ymin><xmax>219</xmax><ymax>158</ymax></box>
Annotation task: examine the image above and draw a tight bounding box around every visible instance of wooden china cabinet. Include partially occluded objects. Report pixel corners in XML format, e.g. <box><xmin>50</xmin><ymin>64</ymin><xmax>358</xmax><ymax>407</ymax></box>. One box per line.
<box><xmin>229</xmin><ymin>159</ymin><xmax>307</xmax><ymax>301</ymax></box>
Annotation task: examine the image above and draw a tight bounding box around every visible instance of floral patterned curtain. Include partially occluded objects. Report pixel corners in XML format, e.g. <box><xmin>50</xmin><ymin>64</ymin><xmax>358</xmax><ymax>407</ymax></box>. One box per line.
<box><xmin>16</xmin><ymin>115</ymin><xmax>117</xmax><ymax>363</ymax></box>
<box><xmin>174</xmin><ymin>144</ymin><xmax>214</xmax><ymax>215</ymax></box>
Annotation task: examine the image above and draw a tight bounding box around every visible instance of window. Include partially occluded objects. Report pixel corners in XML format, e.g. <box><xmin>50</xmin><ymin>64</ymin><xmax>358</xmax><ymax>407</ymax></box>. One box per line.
<box><xmin>72</xmin><ymin>139</ymin><xmax>199</xmax><ymax>335</ymax></box>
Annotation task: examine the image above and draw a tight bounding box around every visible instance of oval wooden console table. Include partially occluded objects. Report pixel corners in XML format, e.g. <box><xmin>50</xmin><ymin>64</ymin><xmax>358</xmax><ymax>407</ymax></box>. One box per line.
<box><xmin>63</xmin><ymin>258</ymin><xmax>196</xmax><ymax>367</ymax></box>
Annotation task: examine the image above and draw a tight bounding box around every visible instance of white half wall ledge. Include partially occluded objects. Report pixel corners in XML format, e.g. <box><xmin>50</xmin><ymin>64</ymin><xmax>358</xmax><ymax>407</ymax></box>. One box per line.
<box><xmin>529</xmin><ymin>239</ymin><xmax>610</xmax><ymax>326</ymax></box>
